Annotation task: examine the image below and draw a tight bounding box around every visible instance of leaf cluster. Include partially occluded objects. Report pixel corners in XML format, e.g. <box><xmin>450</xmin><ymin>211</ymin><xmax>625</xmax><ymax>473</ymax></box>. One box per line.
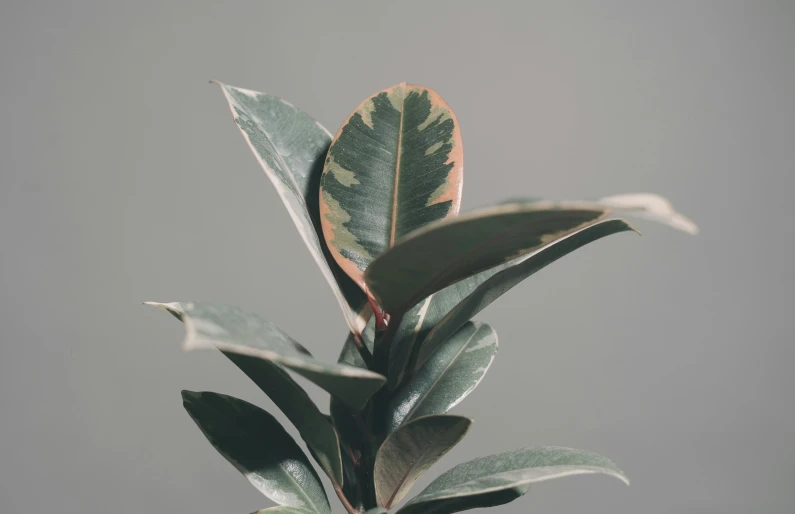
<box><xmin>148</xmin><ymin>82</ymin><xmax>695</xmax><ymax>514</ymax></box>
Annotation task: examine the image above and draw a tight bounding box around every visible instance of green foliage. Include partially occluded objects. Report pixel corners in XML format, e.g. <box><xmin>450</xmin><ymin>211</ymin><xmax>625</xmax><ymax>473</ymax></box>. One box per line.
<box><xmin>147</xmin><ymin>82</ymin><xmax>696</xmax><ymax>513</ymax></box>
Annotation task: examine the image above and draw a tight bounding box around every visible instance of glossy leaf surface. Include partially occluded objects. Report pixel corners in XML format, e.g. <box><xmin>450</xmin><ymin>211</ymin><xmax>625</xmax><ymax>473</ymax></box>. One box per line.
<box><xmin>375</xmin><ymin>415</ymin><xmax>472</xmax><ymax>509</ymax></box>
<box><xmin>415</xmin><ymin>219</ymin><xmax>636</xmax><ymax>368</ymax></box>
<box><xmin>223</xmin><ymin>355</ymin><xmax>343</xmax><ymax>485</ymax></box>
<box><xmin>397</xmin><ymin>447</ymin><xmax>628</xmax><ymax>514</ymax></box>
<box><xmin>387</xmin><ymin>323</ymin><xmax>497</xmax><ymax>432</ymax></box>
<box><xmin>147</xmin><ymin>302</ymin><xmax>385</xmax><ymax>410</ymax></box>
<box><xmin>320</xmin><ymin>83</ymin><xmax>463</xmax><ymax>290</ymax></box>
<box><xmin>216</xmin><ymin>82</ymin><xmax>370</xmax><ymax>335</ymax></box>
<box><xmin>182</xmin><ymin>391</ymin><xmax>331</xmax><ymax>514</ymax></box>
<box><xmin>365</xmin><ymin>201</ymin><xmax>607</xmax><ymax>314</ymax></box>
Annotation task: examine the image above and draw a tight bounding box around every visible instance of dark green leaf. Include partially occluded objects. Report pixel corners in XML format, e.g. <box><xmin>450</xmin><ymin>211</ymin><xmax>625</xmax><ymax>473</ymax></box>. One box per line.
<box><xmin>414</xmin><ymin>219</ymin><xmax>636</xmax><ymax>369</ymax></box>
<box><xmin>365</xmin><ymin>201</ymin><xmax>607</xmax><ymax>314</ymax></box>
<box><xmin>397</xmin><ymin>447</ymin><xmax>628</xmax><ymax>514</ymax></box>
<box><xmin>223</xmin><ymin>355</ymin><xmax>343</xmax><ymax>485</ymax></box>
<box><xmin>375</xmin><ymin>415</ymin><xmax>472</xmax><ymax>508</ymax></box>
<box><xmin>216</xmin><ymin>82</ymin><xmax>370</xmax><ymax>338</ymax></box>
<box><xmin>387</xmin><ymin>323</ymin><xmax>497</xmax><ymax>432</ymax></box>
<box><xmin>147</xmin><ymin>302</ymin><xmax>385</xmax><ymax>410</ymax></box>
<box><xmin>182</xmin><ymin>391</ymin><xmax>331</xmax><ymax>514</ymax></box>
<box><xmin>320</xmin><ymin>83</ymin><xmax>463</xmax><ymax>291</ymax></box>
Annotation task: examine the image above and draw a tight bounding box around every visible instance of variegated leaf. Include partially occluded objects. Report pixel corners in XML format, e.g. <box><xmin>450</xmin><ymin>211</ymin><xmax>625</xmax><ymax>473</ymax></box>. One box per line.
<box><xmin>365</xmin><ymin>201</ymin><xmax>607</xmax><ymax>314</ymax></box>
<box><xmin>182</xmin><ymin>391</ymin><xmax>331</xmax><ymax>514</ymax></box>
<box><xmin>147</xmin><ymin>302</ymin><xmax>385</xmax><ymax>411</ymax></box>
<box><xmin>375</xmin><ymin>415</ymin><xmax>472</xmax><ymax>509</ymax></box>
<box><xmin>222</xmin><ymin>355</ymin><xmax>344</xmax><ymax>485</ymax></box>
<box><xmin>397</xmin><ymin>447</ymin><xmax>628</xmax><ymax>514</ymax></box>
<box><xmin>413</xmin><ymin>219</ymin><xmax>636</xmax><ymax>370</ymax></box>
<box><xmin>387</xmin><ymin>323</ymin><xmax>497</xmax><ymax>432</ymax></box>
<box><xmin>216</xmin><ymin>82</ymin><xmax>370</xmax><ymax>337</ymax></box>
<box><xmin>320</xmin><ymin>83</ymin><xmax>463</xmax><ymax>291</ymax></box>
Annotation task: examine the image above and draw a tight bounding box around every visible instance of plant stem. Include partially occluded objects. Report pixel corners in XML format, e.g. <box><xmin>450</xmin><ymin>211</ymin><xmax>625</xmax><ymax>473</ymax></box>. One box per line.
<box><xmin>334</xmin><ymin>483</ymin><xmax>359</xmax><ymax>514</ymax></box>
<box><xmin>351</xmin><ymin>330</ymin><xmax>375</xmax><ymax>369</ymax></box>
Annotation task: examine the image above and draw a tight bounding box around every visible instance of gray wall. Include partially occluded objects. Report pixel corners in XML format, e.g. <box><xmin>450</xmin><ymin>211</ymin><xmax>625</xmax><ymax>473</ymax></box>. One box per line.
<box><xmin>2</xmin><ymin>1</ymin><xmax>793</xmax><ymax>513</ymax></box>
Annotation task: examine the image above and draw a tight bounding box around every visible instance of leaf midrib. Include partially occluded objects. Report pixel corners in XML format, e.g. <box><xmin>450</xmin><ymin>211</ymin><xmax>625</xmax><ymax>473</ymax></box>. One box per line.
<box><xmin>389</xmin><ymin>83</ymin><xmax>407</xmax><ymax>247</ymax></box>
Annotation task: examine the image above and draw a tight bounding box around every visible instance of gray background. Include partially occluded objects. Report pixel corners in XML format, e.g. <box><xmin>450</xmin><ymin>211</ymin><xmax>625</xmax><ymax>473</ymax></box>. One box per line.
<box><xmin>1</xmin><ymin>1</ymin><xmax>793</xmax><ymax>513</ymax></box>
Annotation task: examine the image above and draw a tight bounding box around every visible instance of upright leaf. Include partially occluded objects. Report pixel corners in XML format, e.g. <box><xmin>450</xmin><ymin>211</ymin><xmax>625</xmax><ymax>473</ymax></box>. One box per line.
<box><xmin>397</xmin><ymin>447</ymin><xmax>629</xmax><ymax>514</ymax></box>
<box><xmin>216</xmin><ymin>82</ymin><xmax>370</xmax><ymax>336</ymax></box>
<box><xmin>387</xmin><ymin>323</ymin><xmax>497</xmax><ymax>432</ymax></box>
<box><xmin>320</xmin><ymin>83</ymin><xmax>463</xmax><ymax>291</ymax></box>
<box><xmin>182</xmin><ymin>391</ymin><xmax>331</xmax><ymax>514</ymax></box>
<box><xmin>365</xmin><ymin>201</ymin><xmax>607</xmax><ymax>314</ymax></box>
<box><xmin>223</xmin><ymin>354</ymin><xmax>343</xmax><ymax>485</ymax></box>
<box><xmin>147</xmin><ymin>302</ymin><xmax>385</xmax><ymax>410</ymax></box>
<box><xmin>414</xmin><ymin>219</ymin><xmax>636</xmax><ymax>369</ymax></box>
<box><xmin>375</xmin><ymin>415</ymin><xmax>472</xmax><ymax>509</ymax></box>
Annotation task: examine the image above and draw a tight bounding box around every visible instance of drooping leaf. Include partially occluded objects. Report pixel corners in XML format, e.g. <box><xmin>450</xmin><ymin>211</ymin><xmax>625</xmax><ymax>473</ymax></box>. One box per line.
<box><xmin>414</xmin><ymin>219</ymin><xmax>636</xmax><ymax>369</ymax></box>
<box><xmin>216</xmin><ymin>82</ymin><xmax>370</xmax><ymax>337</ymax></box>
<box><xmin>387</xmin><ymin>323</ymin><xmax>497</xmax><ymax>432</ymax></box>
<box><xmin>147</xmin><ymin>302</ymin><xmax>385</xmax><ymax>410</ymax></box>
<box><xmin>182</xmin><ymin>391</ymin><xmax>331</xmax><ymax>514</ymax></box>
<box><xmin>397</xmin><ymin>446</ymin><xmax>629</xmax><ymax>514</ymax></box>
<box><xmin>320</xmin><ymin>83</ymin><xmax>463</xmax><ymax>291</ymax></box>
<box><xmin>365</xmin><ymin>201</ymin><xmax>607</xmax><ymax>314</ymax></box>
<box><xmin>375</xmin><ymin>415</ymin><xmax>472</xmax><ymax>509</ymax></box>
<box><xmin>223</xmin><ymin>354</ymin><xmax>343</xmax><ymax>485</ymax></box>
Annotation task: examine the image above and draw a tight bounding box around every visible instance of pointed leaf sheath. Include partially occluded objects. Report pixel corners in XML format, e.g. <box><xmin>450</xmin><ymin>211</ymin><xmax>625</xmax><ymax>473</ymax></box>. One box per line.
<box><xmin>397</xmin><ymin>447</ymin><xmax>629</xmax><ymax>514</ymax></box>
<box><xmin>320</xmin><ymin>83</ymin><xmax>463</xmax><ymax>291</ymax></box>
<box><xmin>147</xmin><ymin>302</ymin><xmax>385</xmax><ymax>411</ymax></box>
<box><xmin>216</xmin><ymin>83</ymin><xmax>370</xmax><ymax>336</ymax></box>
<box><xmin>365</xmin><ymin>201</ymin><xmax>607</xmax><ymax>314</ymax></box>
<box><xmin>387</xmin><ymin>323</ymin><xmax>497</xmax><ymax>432</ymax></box>
<box><xmin>414</xmin><ymin>219</ymin><xmax>636</xmax><ymax>369</ymax></box>
<box><xmin>375</xmin><ymin>415</ymin><xmax>472</xmax><ymax>509</ymax></box>
<box><xmin>223</xmin><ymin>355</ymin><xmax>344</xmax><ymax>485</ymax></box>
<box><xmin>182</xmin><ymin>391</ymin><xmax>331</xmax><ymax>514</ymax></box>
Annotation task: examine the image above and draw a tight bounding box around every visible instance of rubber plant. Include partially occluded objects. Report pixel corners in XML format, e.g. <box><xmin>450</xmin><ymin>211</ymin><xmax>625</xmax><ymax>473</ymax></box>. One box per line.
<box><xmin>147</xmin><ymin>82</ymin><xmax>697</xmax><ymax>514</ymax></box>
